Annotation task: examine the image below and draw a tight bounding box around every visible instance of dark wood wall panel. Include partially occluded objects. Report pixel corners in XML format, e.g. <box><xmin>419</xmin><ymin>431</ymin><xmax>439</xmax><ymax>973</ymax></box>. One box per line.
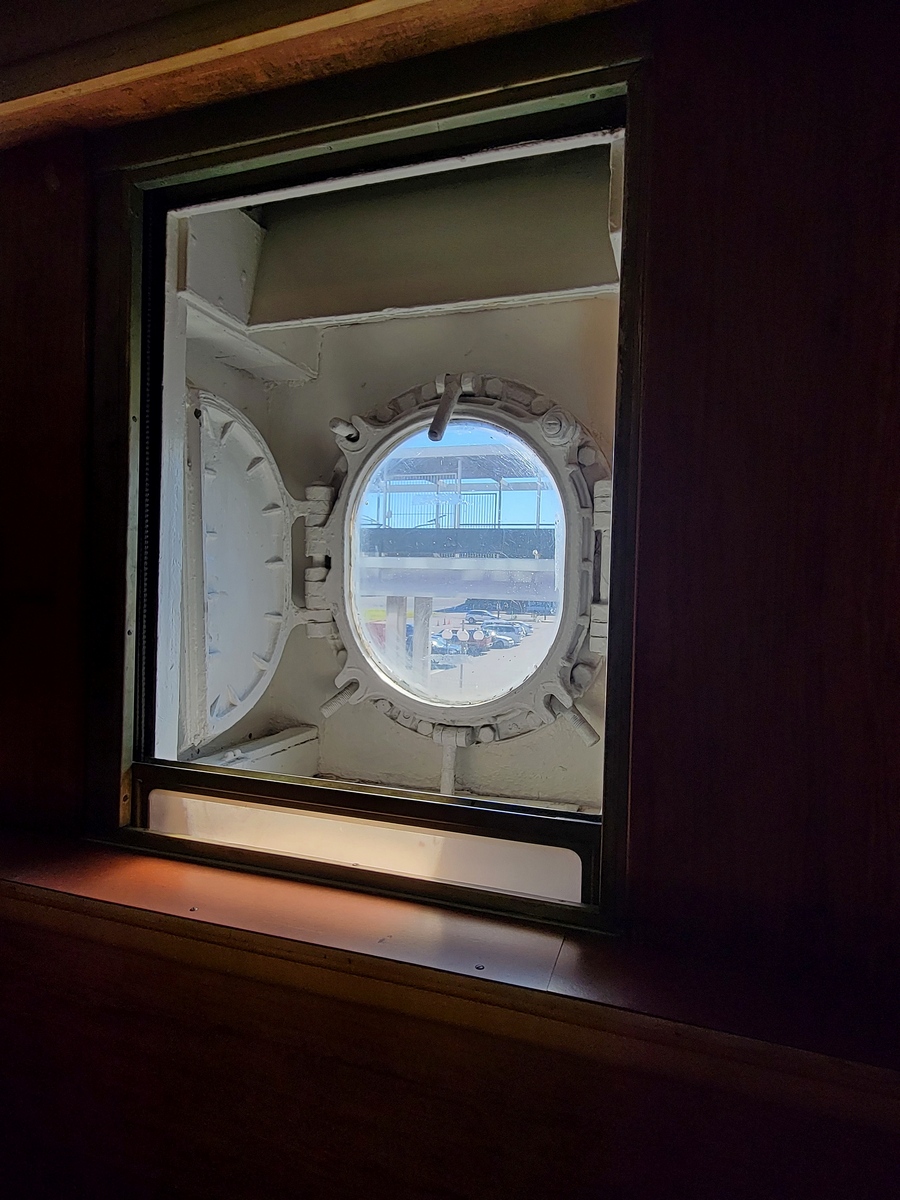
<box><xmin>629</xmin><ymin>0</ymin><xmax>900</xmax><ymax>980</ymax></box>
<box><xmin>1</xmin><ymin>6</ymin><xmax>900</xmax><ymax>1195</ymax></box>
<box><xmin>0</xmin><ymin>0</ymin><xmax>212</xmax><ymax>68</ymax></box>
<box><xmin>0</xmin><ymin>137</ymin><xmax>89</xmax><ymax>832</ymax></box>
<box><xmin>0</xmin><ymin>0</ymin><xmax>898</xmax><ymax>1050</ymax></box>
<box><xmin>2</xmin><ymin>916</ymin><xmax>899</xmax><ymax>1200</ymax></box>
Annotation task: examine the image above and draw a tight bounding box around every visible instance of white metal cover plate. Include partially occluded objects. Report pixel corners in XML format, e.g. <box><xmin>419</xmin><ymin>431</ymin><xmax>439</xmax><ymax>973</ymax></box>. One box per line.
<box><xmin>198</xmin><ymin>396</ymin><xmax>293</xmax><ymax>737</ymax></box>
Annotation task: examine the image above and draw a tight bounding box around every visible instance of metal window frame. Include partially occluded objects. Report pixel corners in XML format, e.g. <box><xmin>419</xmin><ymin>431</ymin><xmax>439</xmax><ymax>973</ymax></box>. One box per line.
<box><xmin>84</xmin><ymin>6</ymin><xmax>649</xmax><ymax>932</ymax></box>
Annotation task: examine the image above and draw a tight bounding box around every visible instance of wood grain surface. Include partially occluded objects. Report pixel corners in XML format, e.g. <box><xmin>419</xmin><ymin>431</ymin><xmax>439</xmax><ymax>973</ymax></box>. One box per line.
<box><xmin>627</xmin><ymin>0</ymin><xmax>900</xmax><ymax>986</ymax></box>
<box><xmin>2</xmin><ymin>894</ymin><xmax>899</xmax><ymax>1199</ymax></box>
<box><xmin>4</xmin><ymin>840</ymin><xmax>900</xmax><ymax>1134</ymax></box>
<box><xmin>1</xmin><ymin>0</ymin><xmax>899</xmax><ymax>984</ymax></box>
<box><xmin>0</xmin><ymin>136</ymin><xmax>89</xmax><ymax>833</ymax></box>
<box><xmin>2</xmin><ymin>2</ymin><xmax>900</xmax><ymax>1194</ymax></box>
<box><xmin>0</xmin><ymin>0</ymin><xmax>635</xmax><ymax>148</ymax></box>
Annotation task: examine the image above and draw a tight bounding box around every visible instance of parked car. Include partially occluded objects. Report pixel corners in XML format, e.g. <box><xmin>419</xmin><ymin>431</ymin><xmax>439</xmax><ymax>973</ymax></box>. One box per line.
<box><xmin>486</xmin><ymin>633</ymin><xmax>517</xmax><ymax>651</ymax></box>
<box><xmin>430</xmin><ymin>640</ymin><xmax>466</xmax><ymax>669</ymax></box>
<box><xmin>482</xmin><ymin>620</ymin><xmax>522</xmax><ymax>645</ymax></box>
<box><xmin>464</xmin><ymin>609</ymin><xmax>496</xmax><ymax>624</ymax></box>
<box><xmin>503</xmin><ymin>620</ymin><xmax>532</xmax><ymax>638</ymax></box>
<box><xmin>432</xmin><ymin>630</ymin><xmax>488</xmax><ymax>656</ymax></box>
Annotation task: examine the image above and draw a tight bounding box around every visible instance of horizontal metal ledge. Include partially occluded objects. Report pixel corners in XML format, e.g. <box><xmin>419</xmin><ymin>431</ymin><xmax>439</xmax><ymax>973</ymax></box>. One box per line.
<box><xmin>132</xmin><ymin>759</ymin><xmax>603</xmax><ymax>911</ymax></box>
<box><xmin>108</xmin><ymin>825</ymin><xmax>606</xmax><ymax>930</ymax></box>
<box><xmin>133</xmin><ymin>760</ymin><xmax>600</xmax><ymax>849</ymax></box>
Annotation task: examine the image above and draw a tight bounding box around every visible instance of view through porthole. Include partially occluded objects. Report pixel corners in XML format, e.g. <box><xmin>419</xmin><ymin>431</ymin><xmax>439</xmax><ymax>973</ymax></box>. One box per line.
<box><xmin>349</xmin><ymin>418</ymin><xmax>565</xmax><ymax>706</ymax></box>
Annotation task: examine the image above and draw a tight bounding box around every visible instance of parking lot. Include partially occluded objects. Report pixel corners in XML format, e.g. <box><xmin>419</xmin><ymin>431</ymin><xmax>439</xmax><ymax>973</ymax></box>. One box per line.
<box><xmin>428</xmin><ymin>617</ymin><xmax>559</xmax><ymax>702</ymax></box>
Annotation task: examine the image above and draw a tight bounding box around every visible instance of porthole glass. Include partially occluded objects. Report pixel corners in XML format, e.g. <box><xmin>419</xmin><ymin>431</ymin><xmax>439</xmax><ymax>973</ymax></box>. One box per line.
<box><xmin>348</xmin><ymin>418</ymin><xmax>565</xmax><ymax>706</ymax></box>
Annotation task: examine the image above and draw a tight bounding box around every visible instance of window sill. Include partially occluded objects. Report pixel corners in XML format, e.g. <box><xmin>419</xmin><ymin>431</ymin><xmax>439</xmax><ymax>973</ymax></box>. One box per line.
<box><xmin>0</xmin><ymin>830</ymin><xmax>898</xmax><ymax>1131</ymax></box>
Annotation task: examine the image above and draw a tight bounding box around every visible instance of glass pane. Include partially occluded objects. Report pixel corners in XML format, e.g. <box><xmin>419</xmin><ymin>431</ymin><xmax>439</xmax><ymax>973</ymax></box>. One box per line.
<box><xmin>349</xmin><ymin>419</ymin><xmax>565</xmax><ymax>706</ymax></box>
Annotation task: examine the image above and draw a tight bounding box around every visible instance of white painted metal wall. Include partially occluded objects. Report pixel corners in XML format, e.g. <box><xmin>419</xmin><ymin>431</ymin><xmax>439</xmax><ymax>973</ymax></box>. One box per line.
<box><xmin>157</xmin><ymin>141</ymin><xmax>621</xmax><ymax>812</ymax></box>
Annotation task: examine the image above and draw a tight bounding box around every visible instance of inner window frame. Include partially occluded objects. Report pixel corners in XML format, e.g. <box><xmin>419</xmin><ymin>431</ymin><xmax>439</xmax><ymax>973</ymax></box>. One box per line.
<box><xmin>85</xmin><ymin>27</ymin><xmax>647</xmax><ymax>932</ymax></box>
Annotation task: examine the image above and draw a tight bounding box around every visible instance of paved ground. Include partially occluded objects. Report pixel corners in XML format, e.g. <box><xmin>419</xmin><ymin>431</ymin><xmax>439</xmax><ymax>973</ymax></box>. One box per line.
<box><xmin>426</xmin><ymin>617</ymin><xmax>559</xmax><ymax>704</ymax></box>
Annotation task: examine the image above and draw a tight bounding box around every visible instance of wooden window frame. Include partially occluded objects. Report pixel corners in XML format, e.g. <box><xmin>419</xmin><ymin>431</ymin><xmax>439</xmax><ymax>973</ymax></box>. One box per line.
<box><xmin>85</xmin><ymin>7</ymin><xmax>649</xmax><ymax>931</ymax></box>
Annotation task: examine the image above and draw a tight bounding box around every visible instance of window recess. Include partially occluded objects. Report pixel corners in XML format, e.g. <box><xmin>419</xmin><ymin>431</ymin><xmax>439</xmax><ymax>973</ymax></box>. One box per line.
<box><xmin>122</xmin><ymin>80</ymin><xmax>639</xmax><ymax>928</ymax></box>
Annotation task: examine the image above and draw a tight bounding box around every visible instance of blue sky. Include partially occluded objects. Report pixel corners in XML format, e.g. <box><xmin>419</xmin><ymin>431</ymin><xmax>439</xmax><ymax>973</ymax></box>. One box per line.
<box><xmin>359</xmin><ymin>419</ymin><xmax>562</xmax><ymax>529</ymax></box>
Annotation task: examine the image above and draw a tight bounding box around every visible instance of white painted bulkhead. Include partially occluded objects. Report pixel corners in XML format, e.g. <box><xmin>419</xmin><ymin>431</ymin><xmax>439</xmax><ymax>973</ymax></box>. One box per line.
<box><xmin>158</xmin><ymin>138</ymin><xmax>621</xmax><ymax>813</ymax></box>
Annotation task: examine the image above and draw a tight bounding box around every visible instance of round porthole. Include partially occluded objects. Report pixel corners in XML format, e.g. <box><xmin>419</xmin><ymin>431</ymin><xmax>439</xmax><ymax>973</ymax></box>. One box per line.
<box><xmin>314</xmin><ymin>373</ymin><xmax>609</xmax><ymax>751</ymax></box>
<box><xmin>347</xmin><ymin>417</ymin><xmax>566</xmax><ymax>707</ymax></box>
